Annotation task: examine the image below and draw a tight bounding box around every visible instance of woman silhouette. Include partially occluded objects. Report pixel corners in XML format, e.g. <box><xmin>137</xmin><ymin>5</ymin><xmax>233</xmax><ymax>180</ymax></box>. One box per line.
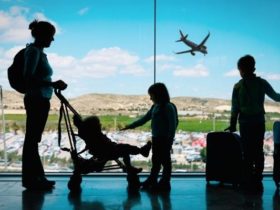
<box><xmin>22</xmin><ymin>20</ymin><xmax>67</xmax><ymax>190</ymax></box>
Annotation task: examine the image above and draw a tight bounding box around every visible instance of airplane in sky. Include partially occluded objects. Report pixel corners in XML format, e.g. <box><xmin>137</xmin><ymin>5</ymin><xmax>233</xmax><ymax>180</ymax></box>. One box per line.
<box><xmin>175</xmin><ymin>30</ymin><xmax>210</xmax><ymax>56</ymax></box>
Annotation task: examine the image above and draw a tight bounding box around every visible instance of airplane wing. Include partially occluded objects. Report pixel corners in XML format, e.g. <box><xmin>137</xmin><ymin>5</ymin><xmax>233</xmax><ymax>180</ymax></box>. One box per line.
<box><xmin>175</xmin><ymin>50</ymin><xmax>193</xmax><ymax>54</ymax></box>
<box><xmin>198</xmin><ymin>32</ymin><xmax>210</xmax><ymax>47</ymax></box>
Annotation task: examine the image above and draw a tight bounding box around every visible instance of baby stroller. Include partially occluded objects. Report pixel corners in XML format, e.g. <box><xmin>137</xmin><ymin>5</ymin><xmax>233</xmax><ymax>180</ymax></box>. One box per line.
<box><xmin>55</xmin><ymin>89</ymin><xmax>140</xmax><ymax>191</ymax></box>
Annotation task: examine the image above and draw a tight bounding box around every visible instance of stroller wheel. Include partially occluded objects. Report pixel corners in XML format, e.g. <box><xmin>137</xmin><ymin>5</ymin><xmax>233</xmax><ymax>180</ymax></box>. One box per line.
<box><xmin>68</xmin><ymin>174</ymin><xmax>82</xmax><ymax>192</ymax></box>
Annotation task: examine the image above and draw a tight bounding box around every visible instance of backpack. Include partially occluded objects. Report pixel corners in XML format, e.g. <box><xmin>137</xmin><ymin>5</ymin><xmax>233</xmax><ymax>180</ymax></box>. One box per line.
<box><xmin>171</xmin><ymin>102</ymin><xmax>179</xmax><ymax>128</ymax></box>
<box><xmin>7</xmin><ymin>48</ymin><xmax>26</xmax><ymax>94</ymax></box>
<box><xmin>158</xmin><ymin>102</ymin><xmax>179</xmax><ymax>128</ymax></box>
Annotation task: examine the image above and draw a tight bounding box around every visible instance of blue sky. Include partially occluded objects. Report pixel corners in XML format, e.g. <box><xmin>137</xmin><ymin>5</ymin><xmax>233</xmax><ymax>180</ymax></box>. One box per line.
<box><xmin>0</xmin><ymin>0</ymin><xmax>280</xmax><ymax>99</ymax></box>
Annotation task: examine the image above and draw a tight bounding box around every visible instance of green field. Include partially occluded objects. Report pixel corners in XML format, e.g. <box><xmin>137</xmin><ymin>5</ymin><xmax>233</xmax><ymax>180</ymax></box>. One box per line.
<box><xmin>2</xmin><ymin>114</ymin><xmax>276</xmax><ymax>132</ymax></box>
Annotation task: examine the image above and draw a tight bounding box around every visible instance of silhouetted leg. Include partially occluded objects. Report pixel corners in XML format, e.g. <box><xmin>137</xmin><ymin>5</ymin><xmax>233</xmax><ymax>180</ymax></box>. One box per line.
<box><xmin>240</xmin><ymin>122</ymin><xmax>265</xmax><ymax>192</ymax></box>
<box><xmin>115</xmin><ymin>144</ymin><xmax>141</xmax><ymax>157</ymax></box>
<box><xmin>240</xmin><ymin>124</ymin><xmax>254</xmax><ymax>185</ymax></box>
<box><xmin>123</xmin><ymin>154</ymin><xmax>132</xmax><ymax>167</ymax></box>
<box><xmin>114</xmin><ymin>144</ymin><xmax>140</xmax><ymax>168</ymax></box>
<box><xmin>274</xmin><ymin>144</ymin><xmax>280</xmax><ymax>187</ymax></box>
<box><xmin>22</xmin><ymin>97</ymin><xmax>50</xmax><ymax>183</ymax></box>
<box><xmin>146</xmin><ymin>140</ymin><xmax>161</xmax><ymax>184</ymax></box>
<box><xmin>161</xmin><ymin>142</ymin><xmax>172</xmax><ymax>183</ymax></box>
<box><xmin>253</xmin><ymin>123</ymin><xmax>265</xmax><ymax>183</ymax></box>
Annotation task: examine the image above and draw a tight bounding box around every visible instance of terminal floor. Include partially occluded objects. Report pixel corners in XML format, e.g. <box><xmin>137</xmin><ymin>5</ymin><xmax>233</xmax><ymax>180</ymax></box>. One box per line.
<box><xmin>0</xmin><ymin>175</ymin><xmax>279</xmax><ymax>210</ymax></box>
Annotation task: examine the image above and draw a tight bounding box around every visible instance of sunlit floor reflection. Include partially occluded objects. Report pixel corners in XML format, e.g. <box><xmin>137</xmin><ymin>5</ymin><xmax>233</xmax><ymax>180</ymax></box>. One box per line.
<box><xmin>0</xmin><ymin>175</ymin><xmax>278</xmax><ymax>210</ymax></box>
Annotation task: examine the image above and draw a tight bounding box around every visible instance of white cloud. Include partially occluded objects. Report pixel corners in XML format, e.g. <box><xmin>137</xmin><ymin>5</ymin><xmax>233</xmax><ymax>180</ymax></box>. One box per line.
<box><xmin>48</xmin><ymin>47</ymin><xmax>147</xmax><ymax>79</ymax></box>
<box><xmin>263</xmin><ymin>73</ymin><xmax>280</xmax><ymax>81</ymax></box>
<box><xmin>144</xmin><ymin>54</ymin><xmax>176</xmax><ymax>63</ymax></box>
<box><xmin>78</xmin><ymin>7</ymin><xmax>89</xmax><ymax>16</ymax></box>
<box><xmin>48</xmin><ymin>53</ymin><xmax>76</xmax><ymax>68</ymax></box>
<box><xmin>120</xmin><ymin>64</ymin><xmax>147</xmax><ymax>76</ymax></box>
<box><xmin>224</xmin><ymin>69</ymin><xmax>280</xmax><ymax>81</ymax></box>
<box><xmin>0</xmin><ymin>46</ymin><xmax>148</xmax><ymax>91</ymax></box>
<box><xmin>224</xmin><ymin>69</ymin><xmax>239</xmax><ymax>77</ymax></box>
<box><xmin>83</xmin><ymin>47</ymin><xmax>139</xmax><ymax>65</ymax></box>
<box><xmin>173</xmin><ymin>64</ymin><xmax>209</xmax><ymax>77</ymax></box>
<box><xmin>0</xmin><ymin>6</ymin><xmax>30</xmax><ymax>43</ymax></box>
<box><xmin>0</xmin><ymin>7</ymin><xmax>60</xmax><ymax>43</ymax></box>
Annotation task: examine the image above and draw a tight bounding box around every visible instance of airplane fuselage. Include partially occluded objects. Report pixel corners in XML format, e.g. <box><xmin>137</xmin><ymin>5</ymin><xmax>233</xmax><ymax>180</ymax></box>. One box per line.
<box><xmin>175</xmin><ymin>30</ymin><xmax>210</xmax><ymax>56</ymax></box>
<box><xmin>182</xmin><ymin>39</ymin><xmax>207</xmax><ymax>54</ymax></box>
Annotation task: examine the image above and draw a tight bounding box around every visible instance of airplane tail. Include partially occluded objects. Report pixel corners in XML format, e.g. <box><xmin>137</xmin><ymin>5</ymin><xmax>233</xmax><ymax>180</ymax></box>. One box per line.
<box><xmin>176</xmin><ymin>30</ymin><xmax>188</xmax><ymax>42</ymax></box>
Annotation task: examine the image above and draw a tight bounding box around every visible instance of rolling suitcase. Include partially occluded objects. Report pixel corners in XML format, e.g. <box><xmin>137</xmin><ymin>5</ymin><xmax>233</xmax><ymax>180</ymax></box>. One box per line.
<box><xmin>206</xmin><ymin>132</ymin><xmax>244</xmax><ymax>186</ymax></box>
<box><xmin>273</xmin><ymin>121</ymin><xmax>280</xmax><ymax>188</ymax></box>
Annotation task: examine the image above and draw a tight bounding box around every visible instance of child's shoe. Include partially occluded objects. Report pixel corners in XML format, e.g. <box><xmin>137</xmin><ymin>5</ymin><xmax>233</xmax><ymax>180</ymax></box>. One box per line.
<box><xmin>140</xmin><ymin>141</ymin><xmax>152</xmax><ymax>157</ymax></box>
<box><xmin>141</xmin><ymin>178</ymin><xmax>157</xmax><ymax>190</ymax></box>
<box><xmin>156</xmin><ymin>179</ymin><xmax>171</xmax><ymax>192</ymax></box>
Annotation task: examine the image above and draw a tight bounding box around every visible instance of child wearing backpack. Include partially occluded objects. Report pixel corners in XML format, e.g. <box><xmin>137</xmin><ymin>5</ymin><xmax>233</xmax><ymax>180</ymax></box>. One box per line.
<box><xmin>122</xmin><ymin>83</ymin><xmax>178</xmax><ymax>191</ymax></box>
<box><xmin>227</xmin><ymin>55</ymin><xmax>280</xmax><ymax>192</ymax></box>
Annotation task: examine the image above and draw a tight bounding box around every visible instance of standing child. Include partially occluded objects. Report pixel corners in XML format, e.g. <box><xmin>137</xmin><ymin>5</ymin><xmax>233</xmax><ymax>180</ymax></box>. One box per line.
<box><xmin>227</xmin><ymin>55</ymin><xmax>280</xmax><ymax>192</ymax></box>
<box><xmin>122</xmin><ymin>83</ymin><xmax>178</xmax><ymax>191</ymax></box>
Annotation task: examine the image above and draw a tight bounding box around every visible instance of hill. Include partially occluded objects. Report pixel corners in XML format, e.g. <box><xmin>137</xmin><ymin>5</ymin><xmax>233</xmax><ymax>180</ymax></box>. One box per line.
<box><xmin>2</xmin><ymin>90</ymin><xmax>280</xmax><ymax>115</ymax></box>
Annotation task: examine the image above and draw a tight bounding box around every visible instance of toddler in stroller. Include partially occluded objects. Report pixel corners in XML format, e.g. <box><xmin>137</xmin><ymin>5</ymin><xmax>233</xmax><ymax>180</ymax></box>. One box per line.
<box><xmin>73</xmin><ymin>115</ymin><xmax>152</xmax><ymax>174</ymax></box>
<box><xmin>55</xmin><ymin>89</ymin><xmax>151</xmax><ymax>191</ymax></box>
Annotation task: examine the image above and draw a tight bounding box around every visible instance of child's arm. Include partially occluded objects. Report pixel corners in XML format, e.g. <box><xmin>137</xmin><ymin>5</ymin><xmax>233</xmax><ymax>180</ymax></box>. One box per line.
<box><xmin>122</xmin><ymin>106</ymin><xmax>153</xmax><ymax>130</ymax></box>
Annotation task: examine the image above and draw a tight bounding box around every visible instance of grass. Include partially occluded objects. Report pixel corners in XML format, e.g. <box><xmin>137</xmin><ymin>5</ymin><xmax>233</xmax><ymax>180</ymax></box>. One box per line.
<box><xmin>2</xmin><ymin>114</ymin><xmax>277</xmax><ymax>132</ymax></box>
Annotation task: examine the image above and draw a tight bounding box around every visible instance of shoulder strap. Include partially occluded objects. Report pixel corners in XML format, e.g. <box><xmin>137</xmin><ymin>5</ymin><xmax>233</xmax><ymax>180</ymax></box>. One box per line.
<box><xmin>162</xmin><ymin>102</ymin><xmax>179</xmax><ymax>128</ymax></box>
<box><xmin>171</xmin><ymin>102</ymin><xmax>179</xmax><ymax>127</ymax></box>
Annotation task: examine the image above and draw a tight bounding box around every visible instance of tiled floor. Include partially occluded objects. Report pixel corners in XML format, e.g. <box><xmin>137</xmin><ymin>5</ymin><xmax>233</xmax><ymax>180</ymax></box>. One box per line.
<box><xmin>0</xmin><ymin>174</ymin><xmax>279</xmax><ymax>210</ymax></box>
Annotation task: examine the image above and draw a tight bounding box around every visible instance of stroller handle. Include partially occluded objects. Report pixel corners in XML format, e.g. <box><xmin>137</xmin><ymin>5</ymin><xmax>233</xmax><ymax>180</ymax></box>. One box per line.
<box><xmin>54</xmin><ymin>88</ymin><xmax>81</xmax><ymax>119</ymax></box>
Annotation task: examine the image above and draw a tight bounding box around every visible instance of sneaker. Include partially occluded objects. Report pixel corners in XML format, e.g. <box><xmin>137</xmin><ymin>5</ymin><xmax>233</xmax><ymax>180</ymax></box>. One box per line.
<box><xmin>40</xmin><ymin>177</ymin><xmax>56</xmax><ymax>186</ymax></box>
<box><xmin>141</xmin><ymin>179</ymin><xmax>158</xmax><ymax>190</ymax></box>
<box><xmin>156</xmin><ymin>180</ymin><xmax>171</xmax><ymax>192</ymax></box>
<box><xmin>22</xmin><ymin>180</ymin><xmax>54</xmax><ymax>191</ymax></box>
<box><xmin>140</xmin><ymin>141</ymin><xmax>152</xmax><ymax>157</ymax></box>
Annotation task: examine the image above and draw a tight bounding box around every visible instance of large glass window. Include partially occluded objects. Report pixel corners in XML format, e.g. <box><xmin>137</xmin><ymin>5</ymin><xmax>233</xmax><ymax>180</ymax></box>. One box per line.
<box><xmin>1</xmin><ymin>0</ymin><xmax>280</xmax><ymax>173</ymax></box>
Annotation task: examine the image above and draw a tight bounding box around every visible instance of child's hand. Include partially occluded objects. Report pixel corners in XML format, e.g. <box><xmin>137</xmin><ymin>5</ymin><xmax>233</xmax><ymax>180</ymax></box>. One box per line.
<box><xmin>73</xmin><ymin>114</ymin><xmax>82</xmax><ymax>128</ymax></box>
<box><xmin>224</xmin><ymin>126</ymin><xmax>236</xmax><ymax>133</ymax></box>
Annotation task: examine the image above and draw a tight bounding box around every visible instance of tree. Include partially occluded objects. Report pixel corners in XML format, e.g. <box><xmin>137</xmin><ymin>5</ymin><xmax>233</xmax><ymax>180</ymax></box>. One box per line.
<box><xmin>200</xmin><ymin>147</ymin><xmax>207</xmax><ymax>163</ymax></box>
<box><xmin>10</xmin><ymin>122</ymin><xmax>20</xmax><ymax>135</ymax></box>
